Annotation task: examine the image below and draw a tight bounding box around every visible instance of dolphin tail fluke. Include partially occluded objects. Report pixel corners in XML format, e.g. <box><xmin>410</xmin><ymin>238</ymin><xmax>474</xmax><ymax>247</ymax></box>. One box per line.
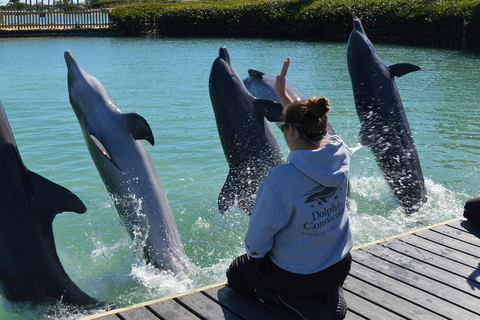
<box><xmin>29</xmin><ymin>170</ymin><xmax>87</xmax><ymax>224</ymax></box>
<box><xmin>218</xmin><ymin>170</ymin><xmax>256</xmax><ymax>215</ymax></box>
<box><xmin>389</xmin><ymin>63</ymin><xmax>421</xmax><ymax>78</ymax></box>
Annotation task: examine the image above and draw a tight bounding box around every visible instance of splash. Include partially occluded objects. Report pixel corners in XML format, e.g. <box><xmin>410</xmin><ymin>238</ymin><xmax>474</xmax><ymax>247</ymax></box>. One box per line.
<box><xmin>129</xmin><ymin>263</ymin><xmax>195</xmax><ymax>302</ymax></box>
<box><xmin>349</xmin><ymin>176</ymin><xmax>464</xmax><ymax>245</ymax></box>
<box><xmin>349</xmin><ymin>142</ymin><xmax>363</xmax><ymax>154</ymax></box>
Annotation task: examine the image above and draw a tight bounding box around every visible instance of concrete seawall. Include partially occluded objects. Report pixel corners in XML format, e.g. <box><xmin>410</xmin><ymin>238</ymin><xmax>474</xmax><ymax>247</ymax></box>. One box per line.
<box><xmin>0</xmin><ymin>28</ymin><xmax>118</xmax><ymax>38</ymax></box>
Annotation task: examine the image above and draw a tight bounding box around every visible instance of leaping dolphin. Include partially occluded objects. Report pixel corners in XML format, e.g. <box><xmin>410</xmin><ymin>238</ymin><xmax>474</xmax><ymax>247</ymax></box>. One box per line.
<box><xmin>209</xmin><ymin>47</ymin><xmax>286</xmax><ymax>214</ymax></box>
<box><xmin>64</xmin><ymin>50</ymin><xmax>190</xmax><ymax>275</ymax></box>
<box><xmin>0</xmin><ymin>100</ymin><xmax>96</xmax><ymax>305</ymax></box>
<box><xmin>347</xmin><ymin>18</ymin><xmax>426</xmax><ymax>213</ymax></box>
<box><xmin>243</xmin><ymin>69</ymin><xmax>336</xmax><ymax>135</ymax></box>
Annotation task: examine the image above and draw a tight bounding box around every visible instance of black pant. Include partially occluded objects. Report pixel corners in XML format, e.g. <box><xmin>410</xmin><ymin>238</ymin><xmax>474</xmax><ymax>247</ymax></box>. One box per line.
<box><xmin>226</xmin><ymin>253</ymin><xmax>352</xmax><ymax>301</ymax></box>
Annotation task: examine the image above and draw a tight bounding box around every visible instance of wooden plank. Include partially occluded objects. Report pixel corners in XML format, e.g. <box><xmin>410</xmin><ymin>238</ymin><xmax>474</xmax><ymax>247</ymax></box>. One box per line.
<box><xmin>383</xmin><ymin>239</ymin><xmax>480</xmax><ymax>291</ymax></box>
<box><xmin>78</xmin><ymin>283</ymin><xmax>227</xmax><ymax>320</ymax></box>
<box><xmin>344</xmin><ymin>272</ymin><xmax>444</xmax><ymax>319</ymax></box>
<box><xmin>353</xmin><ymin>249</ymin><xmax>480</xmax><ymax>317</ymax></box>
<box><xmin>341</xmin><ymin>299</ymin><xmax>369</xmax><ymax>320</ymax></box>
<box><xmin>202</xmin><ymin>285</ymin><xmax>294</xmax><ymax>320</ymax></box>
<box><xmin>399</xmin><ymin>234</ymin><xmax>480</xmax><ymax>268</ymax></box>
<box><xmin>431</xmin><ymin>224</ymin><xmax>480</xmax><ymax>247</ymax></box>
<box><xmin>147</xmin><ymin>299</ymin><xmax>200</xmax><ymax>320</ymax></box>
<box><xmin>448</xmin><ymin>219</ymin><xmax>480</xmax><ymax>237</ymax></box>
<box><xmin>363</xmin><ymin>243</ymin><xmax>480</xmax><ymax>298</ymax></box>
<box><xmin>175</xmin><ymin>292</ymin><xmax>242</xmax><ymax>320</ymax></box>
<box><xmin>343</xmin><ymin>290</ymin><xmax>404</xmax><ymax>320</ymax></box>
<box><xmin>415</xmin><ymin>229</ymin><xmax>480</xmax><ymax>258</ymax></box>
<box><xmin>349</xmin><ymin>259</ymin><xmax>475</xmax><ymax>318</ymax></box>
<box><xmin>89</xmin><ymin>315</ymin><xmax>120</xmax><ymax>320</ymax></box>
<box><xmin>117</xmin><ymin>307</ymin><xmax>160</xmax><ymax>320</ymax></box>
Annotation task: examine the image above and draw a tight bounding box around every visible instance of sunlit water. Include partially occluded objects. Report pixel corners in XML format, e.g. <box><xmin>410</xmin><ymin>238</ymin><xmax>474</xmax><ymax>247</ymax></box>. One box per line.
<box><xmin>0</xmin><ymin>36</ymin><xmax>479</xmax><ymax>319</ymax></box>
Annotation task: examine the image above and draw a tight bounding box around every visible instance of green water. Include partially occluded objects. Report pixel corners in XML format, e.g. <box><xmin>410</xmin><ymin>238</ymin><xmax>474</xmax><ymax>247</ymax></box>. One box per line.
<box><xmin>0</xmin><ymin>36</ymin><xmax>479</xmax><ymax>319</ymax></box>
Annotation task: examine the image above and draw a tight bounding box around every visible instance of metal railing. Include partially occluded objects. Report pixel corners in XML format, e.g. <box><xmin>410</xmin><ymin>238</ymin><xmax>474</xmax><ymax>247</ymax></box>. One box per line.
<box><xmin>0</xmin><ymin>8</ymin><xmax>111</xmax><ymax>30</ymax></box>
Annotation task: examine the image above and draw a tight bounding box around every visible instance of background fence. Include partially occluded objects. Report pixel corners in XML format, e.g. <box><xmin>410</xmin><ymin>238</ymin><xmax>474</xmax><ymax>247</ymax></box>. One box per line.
<box><xmin>0</xmin><ymin>8</ymin><xmax>111</xmax><ymax>30</ymax></box>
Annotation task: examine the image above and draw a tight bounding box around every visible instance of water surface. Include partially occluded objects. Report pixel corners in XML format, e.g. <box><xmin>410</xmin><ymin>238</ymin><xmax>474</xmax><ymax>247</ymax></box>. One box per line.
<box><xmin>0</xmin><ymin>36</ymin><xmax>479</xmax><ymax>319</ymax></box>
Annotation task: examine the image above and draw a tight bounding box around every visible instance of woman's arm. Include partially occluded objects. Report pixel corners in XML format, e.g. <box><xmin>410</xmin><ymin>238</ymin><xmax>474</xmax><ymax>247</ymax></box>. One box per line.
<box><xmin>244</xmin><ymin>177</ymin><xmax>290</xmax><ymax>258</ymax></box>
<box><xmin>274</xmin><ymin>57</ymin><xmax>294</xmax><ymax>110</ymax></box>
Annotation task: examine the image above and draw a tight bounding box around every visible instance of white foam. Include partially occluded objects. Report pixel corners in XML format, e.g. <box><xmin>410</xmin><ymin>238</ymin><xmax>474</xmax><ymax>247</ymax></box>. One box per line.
<box><xmin>348</xmin><ymin>177</ymin><xmax>464</xmax><ymax>245</ymax></box>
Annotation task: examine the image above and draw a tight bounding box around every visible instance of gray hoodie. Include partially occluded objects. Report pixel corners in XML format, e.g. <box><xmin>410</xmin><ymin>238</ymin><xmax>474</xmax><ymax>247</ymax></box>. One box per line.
<box><xmin>245</xmin><ymin>135</ymin><xmax>353</xmax><ymax>274</ymax></box>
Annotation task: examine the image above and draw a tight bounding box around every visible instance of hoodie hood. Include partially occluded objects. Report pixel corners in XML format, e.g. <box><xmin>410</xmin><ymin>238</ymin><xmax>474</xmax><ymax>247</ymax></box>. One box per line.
<box><xmin>288</xmin><ymin>135</ymin><xmax>350</xmax><ymax>187</ymax></box>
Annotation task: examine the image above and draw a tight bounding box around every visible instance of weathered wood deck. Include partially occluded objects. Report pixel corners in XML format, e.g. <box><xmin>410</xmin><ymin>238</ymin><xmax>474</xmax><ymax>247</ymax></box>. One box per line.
<box><xmin>79</xmin><ymin>217</ymin><xmax>480</xmax><ymax>319</ymax></box>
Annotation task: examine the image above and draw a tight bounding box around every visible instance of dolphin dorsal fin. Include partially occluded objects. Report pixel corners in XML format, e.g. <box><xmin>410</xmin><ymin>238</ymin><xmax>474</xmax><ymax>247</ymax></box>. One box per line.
<box><xmin>124</xmin><ymin>113</ymin><xmax>155</xmax><ymax>146</ymax></box>
<box><xmin>248</xmin><ymin>69</ymin><xmax>265</xmax><ymax>79</ymax></box>
<box><xmin>29</xmin><ymin>170</ymin><xmax>86</xmax><ymax>225</ymax></box>
<box><xmin>258</xmin><ymin>99</ymin><xmax>284</xmax><ymax>122</ymax></box>
<box><xmin>389</xmin><ymin>63</ymin><xmax>421</xmax><ymax>78</ymax></box>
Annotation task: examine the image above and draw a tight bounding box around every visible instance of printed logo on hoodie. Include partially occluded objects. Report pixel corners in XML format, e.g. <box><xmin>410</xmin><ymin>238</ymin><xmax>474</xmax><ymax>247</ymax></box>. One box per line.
<box><xmin>303</xmin><ymin>184</ymin><xmax>338</xmax><ymax>205</ymax></box>
<box><xmin>302</xmin><ymin>184</ymin><xmax>345</xmax><ymax>233</ymax></box>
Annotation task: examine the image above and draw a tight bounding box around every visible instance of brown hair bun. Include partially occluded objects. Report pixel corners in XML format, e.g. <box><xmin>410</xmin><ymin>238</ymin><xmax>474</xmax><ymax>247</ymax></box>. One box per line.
<box><xmin>307</xmin><ymin>97</ymin><xmax>330</xmax><ymax>119</ymax></box>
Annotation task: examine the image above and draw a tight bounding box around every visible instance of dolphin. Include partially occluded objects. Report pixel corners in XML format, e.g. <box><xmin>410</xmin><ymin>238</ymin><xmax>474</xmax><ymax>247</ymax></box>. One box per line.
<box><xmin>243</xmin><ymin>69</ymin><xmax>336</xmax><ymax>135</ymax></box>
<box><xmin>64</xmin><ymin>50</ymin><xmax>190</xmax><ymax>275</ymax></box>
<box><xmin>209</xmin><ymin>47</ymin><xmax>286</xmax><ymax>214</ymax></box>
<box><xmin>243</xmin><ymin>68</ymin><xmax>310</xmax><ymax>103</ymax></box>
<box><xmin>0</xmin><ymin>100</ymin><xmax>97</xmax><ymax>305</ymax></box>
<box><xmin>347</xmin><ymin>17</ymin><xmax>426</xmax><ymax>213</ymax></box>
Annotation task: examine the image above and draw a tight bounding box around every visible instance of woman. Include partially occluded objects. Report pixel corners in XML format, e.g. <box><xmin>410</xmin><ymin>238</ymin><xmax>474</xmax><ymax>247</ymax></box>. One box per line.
<box><xmin>226</xmin><ymin>58</ymin><xmax>353</xmax><ymax>318</ymax></box>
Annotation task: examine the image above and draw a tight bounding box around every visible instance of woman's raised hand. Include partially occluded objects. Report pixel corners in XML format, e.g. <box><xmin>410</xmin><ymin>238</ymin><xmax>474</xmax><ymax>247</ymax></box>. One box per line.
<box><xmin>274</xmin><ymin>57</ymin><xmax>293</xmax><ymax>109</ymax></box>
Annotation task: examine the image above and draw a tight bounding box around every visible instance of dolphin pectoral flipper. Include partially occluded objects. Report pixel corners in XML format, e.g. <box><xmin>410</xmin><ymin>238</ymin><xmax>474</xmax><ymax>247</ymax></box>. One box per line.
<box><xmin>89</xmin><ymin>133</ymin><xmax>121</xmax><ymax>170</ymax></box>
<box><xmin>260</xmin><ymin>99</ymin><xmax>284</xmax><ymax>122</ymax></box>
<box><xmin>218</xmin><ymin>170</ymin><xmax>238</xmax><ymax>214</ymax></box>
<box><xmin>359</xmin><ymin>123</ymin><xmax>373</xmax><ymax>147</ymax></box>
<box><xmin>124</xmin><ymin>113</ymin><xmax>155</xmax><ymax>146</ymax></box>
<box><xmin>29</xmin><ymin>170</ymin><xmax>87</xmax><ymax>224</ymax></box>
<box><xmin>89</xmin><ymin>134</ymin><xmax>111</xmax><ymax>161</ymax></box>
<box><xmin>389</xmin><ymin>63</ymin><xmax>421</xmax><ymax>78</ymax></box>
<box><xmin>218</xmin><ymin>169</ymin><xmax>257</xmax><ymax>215</ymax></box>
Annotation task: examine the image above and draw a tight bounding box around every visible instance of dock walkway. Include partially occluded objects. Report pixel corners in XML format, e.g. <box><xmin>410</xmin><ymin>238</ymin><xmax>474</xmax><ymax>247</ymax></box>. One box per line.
<box><xmin>80</xmin><ymin>218</ymin><xmax>480</xmax><ymax>319</ymax></box>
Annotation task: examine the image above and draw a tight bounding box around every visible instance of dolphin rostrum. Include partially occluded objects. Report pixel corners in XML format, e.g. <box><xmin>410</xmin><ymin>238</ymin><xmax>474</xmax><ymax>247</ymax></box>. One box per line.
<box><xmin>64</xmin><ymin>50</ymin><xmax>190</xmax><ymax>275</ymax></box>
<box><xmin>0</xmin><ymin>100</ymin><xmax>97</xmax><ymax>305</ymax></box>
<box><xmin>209</xmin><ymin>47</ymin><xmax>286</xmax><ymax>214</ymax></box>
<box><xmin>347</xmin><ymin>18</ymin><xmax>426</xmax><ymax>213</ymax></box>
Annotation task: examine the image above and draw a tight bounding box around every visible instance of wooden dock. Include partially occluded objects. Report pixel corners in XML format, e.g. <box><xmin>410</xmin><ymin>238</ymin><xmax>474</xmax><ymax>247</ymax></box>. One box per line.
<box><xmin>79</xmin><ymin>217</ymin><xmax>480</xmax><ymax>319</ymax></box>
